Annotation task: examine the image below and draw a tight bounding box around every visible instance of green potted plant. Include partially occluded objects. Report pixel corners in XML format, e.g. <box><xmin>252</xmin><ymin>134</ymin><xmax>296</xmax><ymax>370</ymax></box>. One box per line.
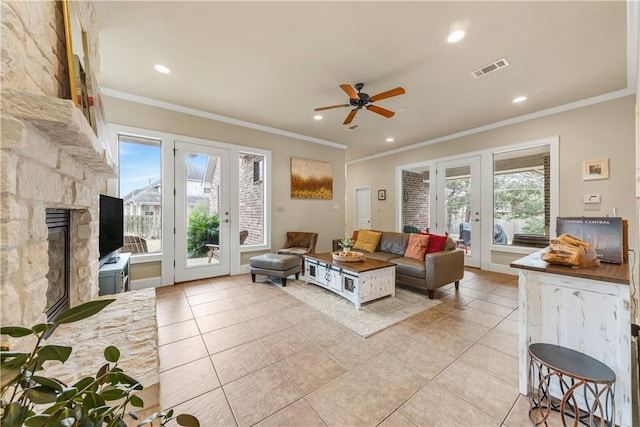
<box><xmin>0</xmin><ymin>299</ymin><xmax>199</xmax><ymax>427</ymax></box>
<box><xmin>338</xmin><ymin>237</ymin><xmax>354</xmax><ymax>252</ymax></box>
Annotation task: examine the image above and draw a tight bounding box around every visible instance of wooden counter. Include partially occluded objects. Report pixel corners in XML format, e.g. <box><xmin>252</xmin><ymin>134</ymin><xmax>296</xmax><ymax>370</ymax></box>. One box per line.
<box><xmin>511</xmin><ymin>250</ymin><xmax>632</xmax><ymax>426</ymax></box>
<box><xmin>510</xmin><ymin>248</ymin><xmax>630</xmax><ymax>285</ymax></box>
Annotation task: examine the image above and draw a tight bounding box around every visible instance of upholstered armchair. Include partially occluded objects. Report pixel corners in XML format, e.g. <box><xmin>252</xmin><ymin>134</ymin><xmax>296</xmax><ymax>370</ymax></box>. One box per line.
<box><xmin>276</xmin><ymin>231</ymin><xmax>318</xmax><ymax>270</ymax></box>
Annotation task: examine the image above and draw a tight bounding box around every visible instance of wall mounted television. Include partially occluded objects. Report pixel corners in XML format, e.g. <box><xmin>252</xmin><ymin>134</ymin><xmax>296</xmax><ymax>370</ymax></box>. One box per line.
<box><xmin>99</xmin><ymin>194</ymin><xmax>124</xmax><ymax>265</ymax></box>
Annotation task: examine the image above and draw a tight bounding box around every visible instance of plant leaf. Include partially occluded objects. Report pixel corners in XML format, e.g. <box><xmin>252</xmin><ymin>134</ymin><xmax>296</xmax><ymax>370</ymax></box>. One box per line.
<box><xmin>27</xmin><ymin>386</ymin><xmax>58</xmax><ymax>404</ymax></box>
<box><xmin>60</xmin><ymin>417</ymin><xmax>77</xmax><ymax>427</ymax></box>
<box><xmin>82</xmin><ymin>391</ymin><xmax>105</xmax><ymax>412</ymax></box>
<box><xmin>0</xmin><ymin>326</ymin><xmax>34</xmax><ymax>337</ymax></box>
<box><xmin>53</xmin><ymin>299</ymin><xmax>115</xmax><ymax>325</ymax></box>
<box><xmin>2</xmin><ymin>402</ymin><xmax>26</xmax><ymax>427</ymax></box>
<box><xmin>136</xmin><ymin>413</ymin><xmax>158</xmax><ymax>426</ymax></box>
<box><xmin>31</xmin><ymin>323</ymin><xmax>52</xmax><ymax>335</ymax></box>
<box><xmin>72</xmin><ymin>376</ymin><xmax>95</xmax><ymax>392</ymax></box>
<box><xmin>31</xmin><ymin>375</ymin><xmax>64</xmax><ymax>393</ymax></box>
<box><xmin>127</xmin><ymin>410</ymin><xmax>139</xmax><ymax>420</ymax></box>
<box><xmin>57</xmin><ymin>386</ymin><xmax>78</xmax><ymax>402</ymax></box>
<box><xmin>24</xmin><ymin>414</ymin><xmax>50</xmax><ymax>427</ymax></box>
<box><xmin>37</xmin><ymin>345</ymin><xmax>72</xmax><ymax>363</ymax></box>
<box><xmin>103</xmin><ymin>346</ymin><xmax>120</xmax><ymax>363</ymax></box>
<box><xmin>96</xmin><ymin>363</ymin><xmax>110</xmax><ymax>384</ymax></box>
<box><xmin>176</xmin><ymin>414</ymin><xmax>200</xmax><ymax>427</ymax></box>
<box><xmin>129</xmin><ymin>395</ymin><xmax>144</xmax><ymax>408</ymax></box>
<box><xmin>100</xmin><ymin>387</ymin><xmax>127</xmax><ymax>401</ymax></box>
<box><xmin>0</xmin><ymin>367</ymin><xmax>23</xmax><ymax>390</ymax></box>
<box><xmin>78</xmin><ymin>417</ymin><xmax>94</xmax><ymax>427</ymax></box>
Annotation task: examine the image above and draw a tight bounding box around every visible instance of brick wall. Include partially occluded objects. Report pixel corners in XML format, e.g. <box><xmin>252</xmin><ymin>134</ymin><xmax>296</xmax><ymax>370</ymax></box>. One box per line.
<box><xmin>402</xmin><ymin>171</ymin><xmax>430</xmax><ymax>231</ymax></box>
<box><xmin>239</xmin><ymin>154</ymin><xmax>264</xmax><ymax>245</ymax></box>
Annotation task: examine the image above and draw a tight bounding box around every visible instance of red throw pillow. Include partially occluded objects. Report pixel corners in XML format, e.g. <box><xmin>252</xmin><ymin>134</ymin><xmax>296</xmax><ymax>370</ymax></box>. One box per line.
<box><xmin>404</xmin><ymin>234</ymin><xmax>430</xmax><ymax>260</ymax></box>
<box><xmin>425</xmin><ymin>233</ymin><xmax>448</xmax><ymax>253</ymax></box>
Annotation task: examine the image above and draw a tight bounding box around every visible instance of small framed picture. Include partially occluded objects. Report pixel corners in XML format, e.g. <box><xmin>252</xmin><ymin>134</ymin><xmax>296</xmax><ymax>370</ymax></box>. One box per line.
<box><xmin>378</xmin><ymin>189</ymin><xmax>386</xmax><ymax>201</ymax></box>
<box><xmin>582</xmin><ymin>159</ymin><xmax>609</xmax><ymax>181</ymax></box>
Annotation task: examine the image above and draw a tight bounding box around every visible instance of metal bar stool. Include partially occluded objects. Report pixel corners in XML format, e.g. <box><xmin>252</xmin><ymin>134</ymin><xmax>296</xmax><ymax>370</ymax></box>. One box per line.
<box><xmin>528</xmin><ymin>343</ymin><xmax>616</xmax><ymax>427</ymax></box>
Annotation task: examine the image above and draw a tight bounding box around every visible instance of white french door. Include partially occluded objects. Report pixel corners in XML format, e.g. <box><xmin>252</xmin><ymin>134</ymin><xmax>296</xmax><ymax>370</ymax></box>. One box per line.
<box><xmin>435</xmin><ymin>156</ymin><xmax>481</xmax><ymax>268</ymax></box>
<box><xmin>174</xmin><ymin>141</ymin><xmax>231</xmax><ymax>282</ymax></box>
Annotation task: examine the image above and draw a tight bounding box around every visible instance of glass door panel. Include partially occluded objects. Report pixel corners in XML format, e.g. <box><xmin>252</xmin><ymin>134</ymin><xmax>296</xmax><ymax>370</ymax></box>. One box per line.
<box><xmin>175</xmin><ymin>142</ymin><xmax>230</xmax><ymax>282</ymax></box>
<box><xmin>436</xmin><ymin>156</ymin><xmax>480</xmax><ymax>268</ymax></box>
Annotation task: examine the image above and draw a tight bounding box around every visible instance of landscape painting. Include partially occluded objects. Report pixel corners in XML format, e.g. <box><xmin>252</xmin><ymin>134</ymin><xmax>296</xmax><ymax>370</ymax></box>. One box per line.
<box><xmin>290</xmin><ymin>157</ymin><xmax>333</xmax><ymax>199</ymax></box>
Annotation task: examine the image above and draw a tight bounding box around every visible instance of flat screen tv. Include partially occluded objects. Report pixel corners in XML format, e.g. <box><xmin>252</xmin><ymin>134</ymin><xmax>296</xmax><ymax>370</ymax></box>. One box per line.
<box><xmin>99</xmin><ymin>194</ymin><xmax>124</xmax><ymax>264</ymax></box>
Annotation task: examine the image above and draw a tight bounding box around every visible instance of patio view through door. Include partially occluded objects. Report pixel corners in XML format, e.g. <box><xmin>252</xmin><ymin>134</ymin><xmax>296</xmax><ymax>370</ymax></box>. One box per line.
<box><xmin>435</xmin><ymin>156</ymin><xmax>481</xmax><ymax>268</ymax></box>
<box><xmin>174</xmin><ymin>141</ymin><xmax>230</xmax><ymax>282</ymax></box>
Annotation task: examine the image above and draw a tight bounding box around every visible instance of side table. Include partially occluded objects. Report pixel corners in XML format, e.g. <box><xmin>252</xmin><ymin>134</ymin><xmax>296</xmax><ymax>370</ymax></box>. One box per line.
<box><xmin>528</xmin><ymin>343</ymin><xmax>616</xmax><ymax>426</ymax></box>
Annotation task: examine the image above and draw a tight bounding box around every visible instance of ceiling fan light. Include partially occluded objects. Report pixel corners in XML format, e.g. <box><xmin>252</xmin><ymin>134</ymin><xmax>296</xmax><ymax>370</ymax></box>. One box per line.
<box><xmin>313</xmin><ymin>115</ymin><xmax>323</xmax><ymax>120</ymax></box>
<box><xmin>447</xmin><ymin>29</ymin><xmax>466</xmax><ymax>43</ymax></box>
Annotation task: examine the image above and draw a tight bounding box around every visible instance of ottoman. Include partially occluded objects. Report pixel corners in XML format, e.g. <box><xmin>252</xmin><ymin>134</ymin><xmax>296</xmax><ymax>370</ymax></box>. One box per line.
<box><xmin>249</xmin><ymin>253</ymin><xmax>301</xmax><ymax>286</ymax></box>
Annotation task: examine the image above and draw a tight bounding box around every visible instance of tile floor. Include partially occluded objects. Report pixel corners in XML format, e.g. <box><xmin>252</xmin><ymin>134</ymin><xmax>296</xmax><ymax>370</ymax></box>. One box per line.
<box><xmin>155</xmin><ymin>268</ymin><xmax>556</xmax><ymax>426</ymax></box>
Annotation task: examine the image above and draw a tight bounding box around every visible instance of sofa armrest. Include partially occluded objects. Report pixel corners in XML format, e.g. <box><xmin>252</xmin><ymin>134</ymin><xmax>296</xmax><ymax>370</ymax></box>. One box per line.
<box><xmin>425</xmin><ymin>249</ymin><xmax>464</xmax><ymax>289</ymax></box>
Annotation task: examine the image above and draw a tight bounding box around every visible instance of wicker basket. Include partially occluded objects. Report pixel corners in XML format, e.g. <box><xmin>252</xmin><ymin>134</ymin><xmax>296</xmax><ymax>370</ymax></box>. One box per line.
<box><xmin>332</xmin><ymin>251</ymin><xmax>366</xmax><ymax>262</ymax></box>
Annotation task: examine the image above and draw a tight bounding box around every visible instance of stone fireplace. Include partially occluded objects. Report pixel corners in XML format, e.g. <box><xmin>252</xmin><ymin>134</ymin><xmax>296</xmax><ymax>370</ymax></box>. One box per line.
<box><xmin>1</xmin><ymin>1</ymin><xmax>160</xmax><ymax>414</ymax></box>
<box><xmin>0</xmin><ymin>90</ymin><xmax>114</xmax><ymax>329</ymax></box>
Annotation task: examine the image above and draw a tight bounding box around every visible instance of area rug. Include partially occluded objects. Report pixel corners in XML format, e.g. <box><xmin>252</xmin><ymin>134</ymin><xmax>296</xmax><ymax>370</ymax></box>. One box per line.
<box><xmin>279</xmin><ymin>280</ymin><xmax>441</xmax><ymax>337</ymax></box>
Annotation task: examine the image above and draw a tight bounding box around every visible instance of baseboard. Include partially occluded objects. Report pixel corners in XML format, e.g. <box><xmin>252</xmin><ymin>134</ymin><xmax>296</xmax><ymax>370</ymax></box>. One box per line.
<box><xmin>489</xmin><ymin>263</ymin><xmax>518</xmax><ymax>276</ymax></box>
<box><xmin>129</xmin><ymin>277</ymin><xmax>162</xmax><ymax>290</ymax></box>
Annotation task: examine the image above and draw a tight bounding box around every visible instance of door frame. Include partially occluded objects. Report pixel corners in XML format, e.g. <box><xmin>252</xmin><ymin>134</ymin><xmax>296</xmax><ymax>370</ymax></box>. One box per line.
<box><xmin>174</xmin><ymin>140</ymin><xmax>232</xmax><ymax>282</ymax></box>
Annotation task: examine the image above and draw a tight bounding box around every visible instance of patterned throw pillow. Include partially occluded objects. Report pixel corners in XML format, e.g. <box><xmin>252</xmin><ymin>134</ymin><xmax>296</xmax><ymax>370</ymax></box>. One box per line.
<box><xmin>352</xmin><ymin>230</ymin><xmax>383</xmax><ymax>253</ymax></box>
<box><xmin>404</xmin><ymin>233</ymin><xmax>430</xmax><ymax>260</ymax></box>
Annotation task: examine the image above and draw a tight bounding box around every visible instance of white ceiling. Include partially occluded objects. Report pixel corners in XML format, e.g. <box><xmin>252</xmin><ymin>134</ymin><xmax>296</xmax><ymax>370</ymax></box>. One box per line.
<box><xmin>94</xmin><ymin>1</ymin><xmax>633</xmax><ymax>161</ymax></box>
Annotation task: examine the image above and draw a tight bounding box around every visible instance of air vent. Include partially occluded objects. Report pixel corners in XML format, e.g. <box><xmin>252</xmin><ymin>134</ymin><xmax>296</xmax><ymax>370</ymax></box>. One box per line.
<box><xmin>471</xmin><ymin>58</ymin><xmax>510</xmax><ymax>78</ymax></box>
<box><xmin>344</xmin><ymin>124</ymin><xmax>359</xmax><ymax>131</ymax></box>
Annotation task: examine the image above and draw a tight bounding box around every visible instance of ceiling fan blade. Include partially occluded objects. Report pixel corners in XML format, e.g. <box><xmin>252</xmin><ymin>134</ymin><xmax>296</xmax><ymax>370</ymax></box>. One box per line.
<box><xmin>339</xmin><ymin>84</ymin><xmax>359</xmax><ymax>100</ymax></box>
<box><xmin>369</xmin><ymin>87</ymin><xmax>406</xmax><ymax>102</ymax></box>
<box><xmin>343</xmin><ymin>109</ymin><xmax>358</xmax><ymax>125</ymax></box>
<box><xmin>366</xmin><ymin>104</ymin><xmax>395</xmax><ymax>118</ymax></box>
<box><xmin>314</xmin><ymin>104</ymin><xmax>350</xmax><ymax>111</ymax></box>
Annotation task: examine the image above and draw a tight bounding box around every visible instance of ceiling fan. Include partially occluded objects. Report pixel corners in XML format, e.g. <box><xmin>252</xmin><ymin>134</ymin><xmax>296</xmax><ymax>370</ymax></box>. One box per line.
<box><xmin>314</xmin><ymin>82</ymin><xmax>406</xmax><ymax>125</ymax></box>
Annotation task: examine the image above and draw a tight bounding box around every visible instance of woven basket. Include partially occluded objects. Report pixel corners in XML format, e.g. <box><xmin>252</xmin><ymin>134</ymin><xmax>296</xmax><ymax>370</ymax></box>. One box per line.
<box><xmin>332</xmin><ymin>251</ymin><xmax>366</xmax><ymax>262</ymax></box>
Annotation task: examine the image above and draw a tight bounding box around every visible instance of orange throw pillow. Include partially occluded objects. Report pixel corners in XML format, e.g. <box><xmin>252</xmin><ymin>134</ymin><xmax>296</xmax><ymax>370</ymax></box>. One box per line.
<box><xmin>404</xmin><ymin>233</ymin><xmax>430</xmax><ymax>260</ymax></box>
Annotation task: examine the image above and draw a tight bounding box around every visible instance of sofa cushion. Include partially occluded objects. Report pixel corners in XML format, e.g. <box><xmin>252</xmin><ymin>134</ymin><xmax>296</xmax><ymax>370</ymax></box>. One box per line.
<box><xmin>352</xmin><ymin>230</ymin><xmax>383</xmax><ymax>253</ymax></box>
<box><xmin>364</xmin><ymin>251</ymin><xmax>402</xmax><ymax>262</ymax></box>
<box><xmin>378</xmin><ymin>232</ymin><xmax>409</xmax><ymax>256</ymax></box>
<box><xmin>404</xmin><ymin>234</ymin><xmax>430</xmax><ymax>260</ymax></box>
<box><xmin>393</xmin><ymin>257</ymin><xmax>426</xmax><ymax>279</ymax></box>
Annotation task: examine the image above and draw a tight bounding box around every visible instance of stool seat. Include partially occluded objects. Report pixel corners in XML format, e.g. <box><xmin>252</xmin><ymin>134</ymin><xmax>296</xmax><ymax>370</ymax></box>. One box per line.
<box><xmin>529</xmin><ymin>343</ymin><xmax>616</xmax><ymax>384</ymax></box>
<box><xmin>249</xmin><ymin>253</ymin><xmax>301</xmax><ymax>286</ymax></box>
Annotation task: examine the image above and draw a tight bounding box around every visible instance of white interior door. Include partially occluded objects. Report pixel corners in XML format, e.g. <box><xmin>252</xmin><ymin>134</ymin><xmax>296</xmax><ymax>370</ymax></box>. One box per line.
<box><xmin>174</xmin><ymin>141</ymin><xmax>230</xmax><ymax>282</ymax></box>
<box><xmin>355</xmin><ymin>186</ymin><xmax>371</xmax><ymax>230</ymax></box>
<box><xmin>435</xmin><ymin>156</ymin><xmax>481</xmax><ymax>268</ymax></box>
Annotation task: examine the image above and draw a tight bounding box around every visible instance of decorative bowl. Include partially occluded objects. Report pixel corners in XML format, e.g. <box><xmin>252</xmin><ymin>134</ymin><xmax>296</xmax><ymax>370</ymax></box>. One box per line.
<box><xmin>332</xmin><ymin>251</ymin><xmax>366</xmax><ymax>262</ymax></box>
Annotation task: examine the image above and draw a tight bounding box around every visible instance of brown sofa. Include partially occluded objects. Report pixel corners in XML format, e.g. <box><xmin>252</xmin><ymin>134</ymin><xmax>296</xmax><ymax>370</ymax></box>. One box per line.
<box><xmin>333</xmin><ymin>231</ymin><xmax>464</xmax><ymax>299</ymax></box>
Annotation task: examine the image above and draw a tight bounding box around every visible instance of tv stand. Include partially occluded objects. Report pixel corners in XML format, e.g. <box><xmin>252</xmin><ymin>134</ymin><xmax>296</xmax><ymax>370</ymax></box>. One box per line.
<box><xmin>98</xmin><ymin>252</ymin><xmax>131</xmax><ymax>295</ymax></box>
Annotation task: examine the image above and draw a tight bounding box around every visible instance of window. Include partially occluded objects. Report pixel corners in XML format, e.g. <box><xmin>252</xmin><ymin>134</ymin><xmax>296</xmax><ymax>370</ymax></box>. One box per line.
<box><xmin>493</xmin><ymin>145</ymin><xmax>550</xmax><ymax>245</ymax></box>
<box><xmin>118</xmin><ymin>134</ymin><xmax>162</xmax><ymax>254</ymax></box>
<box><xmin>239</xmin><ymin>152</ymin><xmax>266</xmax><ymax>246</ymax></box>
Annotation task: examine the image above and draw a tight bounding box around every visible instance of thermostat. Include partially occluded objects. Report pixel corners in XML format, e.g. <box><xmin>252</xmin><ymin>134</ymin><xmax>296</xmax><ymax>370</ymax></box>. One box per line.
<box><xmin>583</xmin><ymin>194</ymin><xmax>601</xmax><ymax>203</ymax></box>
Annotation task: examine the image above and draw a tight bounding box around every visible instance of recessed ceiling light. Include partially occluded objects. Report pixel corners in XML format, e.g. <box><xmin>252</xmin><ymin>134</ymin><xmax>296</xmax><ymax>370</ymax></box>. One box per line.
<box><xmin>447</xmin><ymin>30</ymin><xmax>466</xmax><ymax>43</ymax></box>
<box><xmin>153</xmin><ymin>64</ymin><xmax>171</xmax><ymax>74</ymax></box>
<box><xmin>513</xmin><ymin>96</ymin><xmax>528</xmax><ymax>103</ymax></box>
<box><xmin>386</xmin><ymin>137</ymin><xmax>395</xmax><ymax>143</ymax></box>
<box><xmin>313</xmin><ymin>115</ymin><xmax>323</xmax><ymax>120</ymax></box>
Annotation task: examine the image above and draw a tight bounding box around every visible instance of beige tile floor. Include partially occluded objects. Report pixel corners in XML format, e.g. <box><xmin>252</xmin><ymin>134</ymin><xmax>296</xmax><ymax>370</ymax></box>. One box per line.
<box><xmin>156</xmin><ymin>268</ymin><xmax>555</xmax><ymax>427</ymax></box>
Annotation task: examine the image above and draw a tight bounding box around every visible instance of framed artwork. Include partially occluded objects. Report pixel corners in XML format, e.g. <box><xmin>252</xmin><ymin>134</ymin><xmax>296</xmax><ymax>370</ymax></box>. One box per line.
<box><xmin>582</xmin><ymin>159</ymin><xmax>609</xmax><ymax>181</ymax></box>
<box><xmin>290</xmin><ymin>158</ymin><xmax>333</xmax><ymax>199</ymax></box>
<box><xmin>378</xmin><ymin>189</ymin><xmax>386</xmax><ymax>201</ymax></box>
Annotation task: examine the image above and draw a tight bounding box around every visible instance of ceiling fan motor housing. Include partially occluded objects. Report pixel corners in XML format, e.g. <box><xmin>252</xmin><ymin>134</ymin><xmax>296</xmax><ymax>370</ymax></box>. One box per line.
<box><xmin>350</xmin><ymin>83</ymin><xmax>370</xmax><ymax>108</ymax></box>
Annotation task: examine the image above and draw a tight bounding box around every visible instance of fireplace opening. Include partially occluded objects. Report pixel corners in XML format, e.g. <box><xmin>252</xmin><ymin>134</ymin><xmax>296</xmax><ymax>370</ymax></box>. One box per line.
<box><xmin>45</xmin><ymin>209</ymin><xmax>70</xmax><ymax>325</ymax></box>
